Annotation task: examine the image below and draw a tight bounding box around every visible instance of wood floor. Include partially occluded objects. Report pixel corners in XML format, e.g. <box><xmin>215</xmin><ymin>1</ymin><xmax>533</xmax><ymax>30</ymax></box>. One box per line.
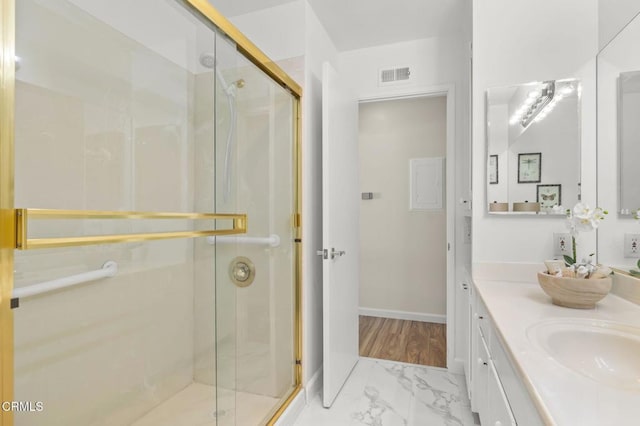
<box><xmin>359</xmin><ymin>316</ymin><xmax>446</xmax><ymax>368</ymax></box>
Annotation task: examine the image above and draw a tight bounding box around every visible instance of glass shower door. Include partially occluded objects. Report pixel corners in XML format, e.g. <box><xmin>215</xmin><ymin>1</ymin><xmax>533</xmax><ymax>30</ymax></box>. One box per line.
<box><xmin>212</xmin><ymin>36</ymin><xmax>297</xmax><ymax>426</ymax></box>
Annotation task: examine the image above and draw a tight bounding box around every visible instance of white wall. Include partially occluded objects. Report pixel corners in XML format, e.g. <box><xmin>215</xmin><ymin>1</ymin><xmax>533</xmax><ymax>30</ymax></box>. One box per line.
<box><xmin>359</xmin><ymin>97</ymin><xmax>447</xmax><ymax>318</ymax></box>
<box><xmin>229</xmin><ymin>1</ymin><xmax>305</xmax><ymax>61</ymax></box>
<box><xmin>472</xmin><ymin>0</ymin><xmax>598</xmax><ymax>268</ymax></box>
<box><xmin>598</xmin><ymin>0</ymin><xmax>640</xmax><ymax>50</ymax></box>
<box><xmin>338</xmin><ymin>37</ymin><xmax>467</xmax><ymax>100</ymax></box>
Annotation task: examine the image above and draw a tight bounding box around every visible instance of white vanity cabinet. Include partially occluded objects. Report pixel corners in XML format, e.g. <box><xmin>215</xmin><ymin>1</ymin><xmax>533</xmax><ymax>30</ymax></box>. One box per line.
<box><xmin>469</xmin><ymin>284</ymin><xmax>542</xmax><ymax>426</ymax></box>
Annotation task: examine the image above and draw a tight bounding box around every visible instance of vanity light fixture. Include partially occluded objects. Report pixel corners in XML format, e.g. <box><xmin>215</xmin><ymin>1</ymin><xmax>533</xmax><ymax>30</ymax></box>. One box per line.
<box><xmin>521</xmin><ymin>81</ymin><xmax>555</xmax><ymax>127</ymax></box>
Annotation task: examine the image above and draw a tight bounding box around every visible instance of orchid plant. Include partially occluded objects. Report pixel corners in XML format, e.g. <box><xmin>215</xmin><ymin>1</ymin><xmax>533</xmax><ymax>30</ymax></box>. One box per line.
<box><xmin>564</xmin><ymin>203</ymin><xmax>608</xmax><ymax>277</ymax></box>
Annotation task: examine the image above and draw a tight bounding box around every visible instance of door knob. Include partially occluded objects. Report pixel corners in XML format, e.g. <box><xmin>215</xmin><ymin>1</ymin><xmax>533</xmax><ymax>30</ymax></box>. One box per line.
<box><xmin>330</xmin><ymin>248</ymin><xmax>346</xmax><ymax>259</ymax></box>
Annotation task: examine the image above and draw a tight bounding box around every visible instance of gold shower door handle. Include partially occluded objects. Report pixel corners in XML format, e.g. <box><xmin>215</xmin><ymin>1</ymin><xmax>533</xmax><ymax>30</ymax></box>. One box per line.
<box><xmin>14</xmin><ymin>209</ymin><xmax>247</xmax><ymax>250</ymax></box>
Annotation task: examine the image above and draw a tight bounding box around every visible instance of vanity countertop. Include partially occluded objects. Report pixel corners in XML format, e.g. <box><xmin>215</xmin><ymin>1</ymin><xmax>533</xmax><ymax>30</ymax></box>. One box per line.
<box><xmin>474</xmin><ymin>279</ymin><xmax>640</xmax><ymax>426</ymax></box>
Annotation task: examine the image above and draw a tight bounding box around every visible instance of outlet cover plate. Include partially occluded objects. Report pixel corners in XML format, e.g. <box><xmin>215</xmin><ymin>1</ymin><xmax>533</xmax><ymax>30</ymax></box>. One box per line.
<box><xmin>553</xmin><ymin>233</ymin><xmax>572</xmax><ymax>257</ymax></box>
<box><xmin>624</xmin><ymin>234</ymin><xmax>640</xmax><ymax>258</ymax></box>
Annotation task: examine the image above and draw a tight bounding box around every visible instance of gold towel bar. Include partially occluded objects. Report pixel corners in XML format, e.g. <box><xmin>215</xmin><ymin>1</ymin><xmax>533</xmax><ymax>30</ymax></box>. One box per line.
<box><xmin>14</xmin><ymin>209</ymin><xmax>247</xmax><ymax>250</ymax></box>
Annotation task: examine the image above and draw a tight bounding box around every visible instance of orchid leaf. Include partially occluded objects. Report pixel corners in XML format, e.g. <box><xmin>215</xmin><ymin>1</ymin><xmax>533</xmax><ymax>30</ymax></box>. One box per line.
<box><xmin>563</xmin><ymin>255</ymin><xmax>575</xmax><ymax>266</ymax></box>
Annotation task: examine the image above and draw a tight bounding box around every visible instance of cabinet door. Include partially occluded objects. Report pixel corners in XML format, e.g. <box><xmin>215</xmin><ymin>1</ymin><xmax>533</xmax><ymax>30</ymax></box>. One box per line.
<box><xmin>488</xmin><ymin>361</ymin><xmax>517</xmax><ymax>426</ymax></box>
<box><xmin>475</xmin><ymin>330</ymin><xmax>490</xmax><ymax>424</ymax></box>
<box><xmin>461</xmin><ymin>280</ymin><xmax>471</xmax><ymax>396</ymax></box>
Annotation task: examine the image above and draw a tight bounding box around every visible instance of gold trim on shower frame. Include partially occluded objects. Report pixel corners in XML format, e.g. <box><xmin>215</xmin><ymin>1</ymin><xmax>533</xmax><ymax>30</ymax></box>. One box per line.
<box><xmin>0</xmin><ymin>0</ymin><xmax>15</xmax><ymax>423</ymax></box>
<box><xmin>14</xmin><ymin>209</ymin><xmax>247</xmax><ymax>250</ymax></box>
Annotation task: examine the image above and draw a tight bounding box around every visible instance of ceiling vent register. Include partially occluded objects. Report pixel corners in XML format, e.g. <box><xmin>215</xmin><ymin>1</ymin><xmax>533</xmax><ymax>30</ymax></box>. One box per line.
<box><xmin>379</xmin><ymin>67</ymin><xmax>411</xmax><ymax>85</ymax></box>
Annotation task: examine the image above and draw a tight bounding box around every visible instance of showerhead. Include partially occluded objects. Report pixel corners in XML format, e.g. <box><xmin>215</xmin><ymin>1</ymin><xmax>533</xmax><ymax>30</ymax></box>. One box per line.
<box><xmin>200</xmin><ymin>52</ymin><xmax>245</xmax><ymax>96</ymax></box>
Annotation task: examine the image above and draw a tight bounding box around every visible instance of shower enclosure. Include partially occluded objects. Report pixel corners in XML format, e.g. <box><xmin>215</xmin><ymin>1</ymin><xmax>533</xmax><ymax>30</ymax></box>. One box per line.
<box><xmin>0</xmin><ymin>0</ymin><xmax>302</xmax><ymax>425</ymax></box>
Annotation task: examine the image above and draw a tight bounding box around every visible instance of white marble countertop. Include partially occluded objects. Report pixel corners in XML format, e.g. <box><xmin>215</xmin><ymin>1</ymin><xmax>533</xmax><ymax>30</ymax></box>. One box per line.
<box><xmin>474</xmin><ymin>279</ymin><xmax>640</xmax><ymax>426</ymax></box>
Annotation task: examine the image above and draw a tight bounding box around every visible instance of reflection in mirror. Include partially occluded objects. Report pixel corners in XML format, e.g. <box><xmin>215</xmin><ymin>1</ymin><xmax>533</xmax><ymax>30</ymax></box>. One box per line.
<box><xmin>619</xmin><ymin>71</ymin><xmax>640</xmax><ymax>215</ymax></box>
<box><xmin>486</xmin><ymin>79</ymin><xmax>582</xmax><ymax>215</ymax></box>
<box><xmin>597</xmin><ymin>11</ymin><xmax>640</xmax><ymax>272</ymax></box>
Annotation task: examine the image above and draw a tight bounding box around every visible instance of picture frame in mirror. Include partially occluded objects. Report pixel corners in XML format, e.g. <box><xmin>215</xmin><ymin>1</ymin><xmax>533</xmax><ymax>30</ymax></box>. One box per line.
<box><xmin>537</xmin><ymin>184</ymin><xmax>561</xmax><ymax>210</ymax></box>
<box><xmin>518</xmin><ymin>152</ymin><xmax>541</xmax><ymax>183</ymax></box>
<box><xmin>489</xmin><ymin>155</ymin><xmax>498</xmax><ymax>184</ymax></box>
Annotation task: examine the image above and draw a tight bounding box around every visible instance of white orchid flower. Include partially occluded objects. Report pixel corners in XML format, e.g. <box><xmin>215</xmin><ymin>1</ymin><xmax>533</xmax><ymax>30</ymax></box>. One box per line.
<box><xmin>563</xmin><ymin>203</ymin><xmax>608</xmax><ymax>267</ymax></box>
<box><xmin>572</xmin><ymin>202</ymin><xmax>591</xmax><ymax>218</ymax></box>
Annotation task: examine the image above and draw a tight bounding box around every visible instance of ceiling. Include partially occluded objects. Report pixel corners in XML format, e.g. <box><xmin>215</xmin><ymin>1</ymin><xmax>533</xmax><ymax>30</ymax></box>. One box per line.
<box><xmin>209</xmin><ymin>0</ymin><xmax>469</xmax><ymax>51</ymax></box>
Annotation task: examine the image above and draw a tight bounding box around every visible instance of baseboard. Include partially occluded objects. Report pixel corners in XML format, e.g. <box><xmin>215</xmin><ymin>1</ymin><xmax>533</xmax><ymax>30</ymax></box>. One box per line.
<box><xmin>359</xmin><ymin>307</ymin><xmax>446</xmax><ymax>324</ymax></box>
<box><xmin>274</xmin><ymin>368</ymin><xmax>322</xmax><ymax>425</ymax></box>
<box><xmin>304</xmin><ymin>367</ymin><xmax>322</xmax><ymax>403</ymax></box>
<box><xmin>449</xmin><ymin>357</ymin><xmax>465</xmax><ymax>375</ymax></box>
<box><xmin>274</xmin><ymin>387</ymin><xmax>306</xmax><ymax>426</ymax></box>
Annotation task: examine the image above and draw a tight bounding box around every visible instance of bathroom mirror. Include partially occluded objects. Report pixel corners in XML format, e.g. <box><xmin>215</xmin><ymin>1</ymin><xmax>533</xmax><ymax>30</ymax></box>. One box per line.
<box><xmin>618</xmin><ymin>71</ymin><xmax>640</xmax><ymax>215</ymax></box>
<box><xmin>597</xmin><ymin>11</ymin><xmax>640</xmax><ymax>271</ymax></box>
<box><xmin>485</xmin><ymin>79</ymin><xmax>582</xmax><ymax>215</ymax></box>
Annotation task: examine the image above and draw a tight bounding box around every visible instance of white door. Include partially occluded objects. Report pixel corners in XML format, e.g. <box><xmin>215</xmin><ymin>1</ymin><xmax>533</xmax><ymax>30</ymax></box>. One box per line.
<box><xmin>321</xmin><ymin>62</ymin><xmax>360</xmax><ymax>408</ymax></box>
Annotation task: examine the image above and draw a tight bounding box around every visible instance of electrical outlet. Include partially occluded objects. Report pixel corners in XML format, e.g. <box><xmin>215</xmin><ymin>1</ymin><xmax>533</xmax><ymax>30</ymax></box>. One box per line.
<box><xmin>624</xmin><ymin>234</ymin><xmax>640</xmax><ymax>258</ymax></box>
<box><xmin>553</xmin><ymin>233</ymin><xmax>572</xmax><ymax>257</ymax></box>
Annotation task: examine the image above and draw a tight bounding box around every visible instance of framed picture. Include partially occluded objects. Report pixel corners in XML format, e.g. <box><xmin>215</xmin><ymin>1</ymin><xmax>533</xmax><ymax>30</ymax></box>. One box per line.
<box><xmin>537</xmin><ymin>184</ymin><xmax>561</xmax><ymax>209</ymax></box>
<box><xmin>488</xmin><ymin>155</ymin><xmax>498</xmax><ymax>184</ymax></box>
<box><xmin>518</xmin><ymin>152</ymin><xmax>541</xmax><ymax>183</ymax></box>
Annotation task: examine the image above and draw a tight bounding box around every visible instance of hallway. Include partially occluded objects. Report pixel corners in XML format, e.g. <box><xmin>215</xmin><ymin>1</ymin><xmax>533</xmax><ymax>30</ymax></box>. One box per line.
<box><xmin>359</xmin><ymin>316</ymin><xmax>446</xmax><ymax>367</ymax></box>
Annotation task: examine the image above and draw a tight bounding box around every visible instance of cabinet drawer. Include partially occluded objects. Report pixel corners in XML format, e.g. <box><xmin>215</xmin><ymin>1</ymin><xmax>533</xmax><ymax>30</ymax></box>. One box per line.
<box><xmin>476</xmin><ymin>331</ymin><xmax>490</xmax><ymax>426</ymax></box>
<box><xmin>488</xmin><ymin>361</ymin><xmax>517</xmax><ymax>426</ymax></box>
<box><xmin>491</xmin><ymin>328</ymin><xmax>544</xmax><ymax>425</ymax></box>
<box><xmin>476</xmin><ymin>297</ymin><xmax>491</xmax><ymax>342</ymax></box>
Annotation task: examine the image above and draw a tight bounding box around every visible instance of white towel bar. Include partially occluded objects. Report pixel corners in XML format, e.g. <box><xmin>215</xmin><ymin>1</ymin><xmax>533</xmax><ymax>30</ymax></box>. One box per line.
<box><xmin>206</xmin><ymin>234</ymin><xmax>280</xmax><ymax>247</ymax></box>
<box><xmin>12</xmin><ymin>261</ymin><xmax>118</xmax><ymax>300</ymax></box>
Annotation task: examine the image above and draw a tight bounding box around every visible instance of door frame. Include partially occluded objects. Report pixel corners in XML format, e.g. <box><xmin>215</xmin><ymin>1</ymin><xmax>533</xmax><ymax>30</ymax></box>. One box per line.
<box><xmin>359</xmin><ymin>84</ymin><xmax>456</xmax><ymax>370</ymax></box>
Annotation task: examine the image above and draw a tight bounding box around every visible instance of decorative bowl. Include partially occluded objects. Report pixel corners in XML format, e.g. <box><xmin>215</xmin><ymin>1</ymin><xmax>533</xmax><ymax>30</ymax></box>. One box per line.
<box><xmin>537</xmin><ymin>272</ymin><xmax>612</xmax><ymax>309</ymax></box>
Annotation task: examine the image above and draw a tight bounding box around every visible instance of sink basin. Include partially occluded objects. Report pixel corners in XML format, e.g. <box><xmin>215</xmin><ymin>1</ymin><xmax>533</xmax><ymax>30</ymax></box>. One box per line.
<box><xmin>527</xmin><ymin>318</ymin><xmax>640</xmax><ymax>391</ymax></box>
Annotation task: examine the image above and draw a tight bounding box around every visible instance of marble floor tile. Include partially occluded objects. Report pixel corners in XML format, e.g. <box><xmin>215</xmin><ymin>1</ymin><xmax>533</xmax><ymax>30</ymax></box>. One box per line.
<box><xmin>295</xmin><ymin>358</ymin><xmax>477</xmax><ymax>426</ymax></box>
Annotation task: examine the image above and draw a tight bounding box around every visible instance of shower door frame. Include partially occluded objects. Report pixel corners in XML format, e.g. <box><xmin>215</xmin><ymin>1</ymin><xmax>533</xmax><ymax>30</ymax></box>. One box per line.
<box><xmin>0</xmin><ymin>0</ymin><xmax>303</xmax><ymax>424</ymax></box>
<box><xmin>0</xmin><ymin>0</ymin><xmax>16</xmax><ymax>424</ymax></box>
<box><xmin>184</xmin><ymin>2</ymin><xmax>304</xmax><ymax>423</ymax></box>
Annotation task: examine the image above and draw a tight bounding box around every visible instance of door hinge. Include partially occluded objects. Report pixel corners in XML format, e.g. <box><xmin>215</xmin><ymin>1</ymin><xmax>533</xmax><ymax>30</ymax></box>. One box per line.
<box><xmin>448</xmin><ymin>243</ymin><xmax>451</xmax><ymax>251</ymax></box>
